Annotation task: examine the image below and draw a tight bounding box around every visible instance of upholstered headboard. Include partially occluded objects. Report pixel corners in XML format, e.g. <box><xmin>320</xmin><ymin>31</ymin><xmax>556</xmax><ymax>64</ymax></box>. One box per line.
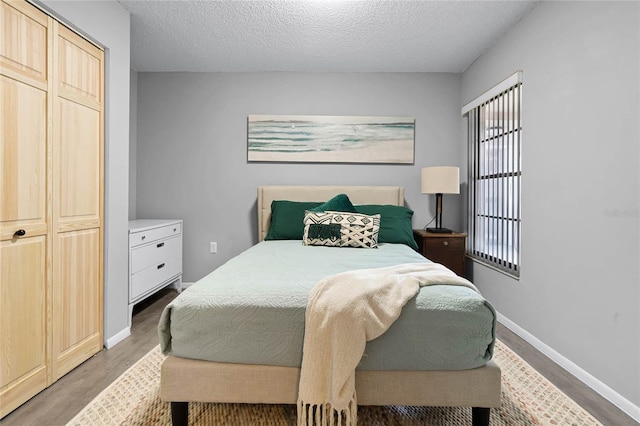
<box><xmin>257</xmin><ymin>186</ymin><xmax>405</xmax><ymax>241</ymax></box>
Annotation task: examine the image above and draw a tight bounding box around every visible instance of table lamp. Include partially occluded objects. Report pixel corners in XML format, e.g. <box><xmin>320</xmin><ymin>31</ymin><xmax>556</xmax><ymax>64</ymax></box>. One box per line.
<box><xmin>421</xmin><ymin>166</ymin><xmax>460</xmax><ymax>233</ymax></box>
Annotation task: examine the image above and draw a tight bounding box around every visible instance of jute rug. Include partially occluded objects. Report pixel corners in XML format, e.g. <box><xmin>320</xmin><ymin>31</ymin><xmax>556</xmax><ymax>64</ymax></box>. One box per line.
<box><xmin>67</xmin><ymin>340</ymin><xmax>602</xmax><ymax>425</ymax></box>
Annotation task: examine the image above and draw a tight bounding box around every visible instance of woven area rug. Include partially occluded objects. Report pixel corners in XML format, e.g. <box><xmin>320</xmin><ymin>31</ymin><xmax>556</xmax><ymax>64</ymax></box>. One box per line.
<box><xmin>67</xmin><ymin>340</ymin><xmax>602</xmax><ymax>425</ymax></box>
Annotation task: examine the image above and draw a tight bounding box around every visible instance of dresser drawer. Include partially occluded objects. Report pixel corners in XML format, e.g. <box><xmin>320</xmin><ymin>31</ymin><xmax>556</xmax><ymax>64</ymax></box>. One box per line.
<box><xmin>413</xmin><ymin>230</ymin><xmax>467</xmax><ymax>277</ymax></box>
<box><xmin>129</xmin><ymin>222</ymin><xmax>181</xmax><ymax>248</ymax></box>
<box><xmin>130</xmin><ymin>235</ymin><xmax>181</xmax><ymax>274</ymax></box>
<box><xmin>130</xmin><ymin>255</ymin><xmax>182</xmax><ymax>302</ymax></box>
<box><xmin>422</xmin><ymin>236</ymin><xmax>465</xmax><ymax>251</ymax></box>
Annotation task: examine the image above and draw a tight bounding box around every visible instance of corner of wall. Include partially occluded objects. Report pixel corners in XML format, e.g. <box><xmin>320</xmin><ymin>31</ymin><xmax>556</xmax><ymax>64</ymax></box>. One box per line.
<box><xmin>104</xmin><ymin>327</ymin><xmax>131</xmax><ymax>349</ymax></box>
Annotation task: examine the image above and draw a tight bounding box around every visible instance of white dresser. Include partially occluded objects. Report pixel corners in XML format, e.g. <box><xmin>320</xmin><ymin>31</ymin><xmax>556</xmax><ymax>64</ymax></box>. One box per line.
<box><xmin>128</xmin><ymin>219</ymin><xmax>183</xmax><ymax>325</ymax></box>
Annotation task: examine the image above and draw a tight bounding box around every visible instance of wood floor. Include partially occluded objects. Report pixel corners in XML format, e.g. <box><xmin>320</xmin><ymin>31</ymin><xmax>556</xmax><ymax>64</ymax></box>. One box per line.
<box><xmin>1</xmin><ymin>288</ymin><xmax>637</xmax><ymax>425</ymax></box>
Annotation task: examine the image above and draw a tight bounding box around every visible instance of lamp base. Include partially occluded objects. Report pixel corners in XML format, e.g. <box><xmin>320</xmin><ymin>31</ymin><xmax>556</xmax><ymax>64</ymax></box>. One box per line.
<box><xmin>426</xmin><ymin>227</ymin><xmax>454</xmax><ymax>234</ymax></box>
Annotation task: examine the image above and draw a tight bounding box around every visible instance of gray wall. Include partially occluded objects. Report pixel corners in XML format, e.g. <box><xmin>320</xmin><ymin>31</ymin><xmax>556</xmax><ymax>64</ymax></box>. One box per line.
<box><xmin>462</xmin><ymin>1</ymin><xmax>639</xmax><ymax>409</ymax></box>
<box><xmin>135</xmin><ymin>72</ymin><xmax>463</xmax><ymax>281</ymax></box>
<box><xmin>38</xmin><ymin>0</ymin><xmax>131</xmax><ymax>346</ymax></box>
<box><xmin>130</xmin><ymin>69</ymin><xmax>138</xmax><ymax>220</ymax></box>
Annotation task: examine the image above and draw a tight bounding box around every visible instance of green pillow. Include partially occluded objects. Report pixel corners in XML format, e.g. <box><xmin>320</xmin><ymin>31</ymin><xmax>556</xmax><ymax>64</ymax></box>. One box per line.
<box><xmin>264</xmin><ymin>200</ymin><xmax>322</xmax><ymax>240</ymax></box>
<box><xmin>354</xmin><ymin>204</ymin><xmax>418</xmax><ymax>250</ymax></box>
<box><xmin>309</xmin><ymin>194</ymin><xmax>357</xmax><ymax>213</ymax></box>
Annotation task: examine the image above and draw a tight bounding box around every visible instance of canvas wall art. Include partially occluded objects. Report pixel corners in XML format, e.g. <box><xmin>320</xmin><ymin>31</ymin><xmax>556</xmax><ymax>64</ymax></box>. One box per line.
<box><xmin>247</xmin><ymin>115</ymin><xmax>415</xmax><ymax>164</ymax></box>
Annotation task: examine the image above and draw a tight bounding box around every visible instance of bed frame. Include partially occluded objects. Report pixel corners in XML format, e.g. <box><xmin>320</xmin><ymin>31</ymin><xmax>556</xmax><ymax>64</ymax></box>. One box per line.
<box><xmin>160</xmin><ymin>186</ymin><xmax>501</xmax><ymax>426</ymax></box>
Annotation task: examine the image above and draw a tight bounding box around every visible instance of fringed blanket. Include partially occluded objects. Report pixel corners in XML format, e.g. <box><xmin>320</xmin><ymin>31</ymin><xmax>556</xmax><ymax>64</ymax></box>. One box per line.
<box><xmin>296</xmin><ymin>262</ymin><xmax>479</xmax><ymax>426</ymax></box>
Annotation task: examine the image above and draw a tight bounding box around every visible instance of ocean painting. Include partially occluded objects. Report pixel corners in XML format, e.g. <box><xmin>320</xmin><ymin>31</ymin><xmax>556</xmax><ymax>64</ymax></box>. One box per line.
<box><xmin>247</xmin><ymin>115</ymin><xmax>415</xmax><ymax>163</ymax></box>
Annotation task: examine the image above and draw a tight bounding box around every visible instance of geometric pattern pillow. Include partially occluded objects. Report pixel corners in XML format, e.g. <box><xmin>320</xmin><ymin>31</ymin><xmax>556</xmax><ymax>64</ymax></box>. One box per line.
<box><xmin>303</xmin><ymin>211</ymin><xmax>380</xmax><ymax>248</ymax></box>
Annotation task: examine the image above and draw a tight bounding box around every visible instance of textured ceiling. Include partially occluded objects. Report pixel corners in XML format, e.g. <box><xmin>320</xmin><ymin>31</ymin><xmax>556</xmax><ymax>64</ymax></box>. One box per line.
<box><xmin>118</xmin><ymin>0</ymin><xmax>538</xmax><ymax>73</ymax></box>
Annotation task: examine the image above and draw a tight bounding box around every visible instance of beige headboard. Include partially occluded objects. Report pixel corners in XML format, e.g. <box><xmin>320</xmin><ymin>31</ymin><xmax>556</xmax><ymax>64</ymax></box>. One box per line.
<box><xmin>257</xmin><ymin>186</ymin><xmax>405</xmax><ymax>241</ymax></box>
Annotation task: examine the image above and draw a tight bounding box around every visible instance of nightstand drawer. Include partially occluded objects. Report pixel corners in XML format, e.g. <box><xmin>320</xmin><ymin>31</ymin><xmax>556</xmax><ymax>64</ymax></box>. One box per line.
<box><xmin>422</xmin><ymin>237</ymin><xmax>465</xmax><ymax>251</ymax></box>
<box><xmin>413</xmin><ymin>230</ymin><xmax>467</xmax><ymax>277</ymax></box>
<box><xmin>130</xmin><ymin>255</ymin><xmax>182</xmax><ymax>302</ymax></box>
<box><xmin>131</xmin><ymin>235</ymin><xmax>181</xmax><ymax>274</ymax></box>
<box><xmin>129</xmin><ymin>222</ymin><xmax>181</xmax><ymax>248</ymax></box>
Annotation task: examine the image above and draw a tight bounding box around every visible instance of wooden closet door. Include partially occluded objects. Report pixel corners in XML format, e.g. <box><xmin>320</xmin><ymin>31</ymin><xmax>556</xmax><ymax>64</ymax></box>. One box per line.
<box><xmin>51</xmin><ymin>22</ymin><xmax>104</xmax><ymax>380</ymax></box>
<box><xmin>0</xmin><ymin>0</ymin><xmax>51</xmax><ymax>417</ymax></box>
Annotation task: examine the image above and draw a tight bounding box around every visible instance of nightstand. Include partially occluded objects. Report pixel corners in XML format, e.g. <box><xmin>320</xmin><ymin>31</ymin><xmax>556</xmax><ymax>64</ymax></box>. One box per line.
<box><xmin>413</xmin><ymin>229</ymin><xmax>467</xmax><ymax>277</ymax></box>
<box><xmin>129</xmin><ymin>219</ymin><xmax>183</xmax><ymax>326</ymax></box>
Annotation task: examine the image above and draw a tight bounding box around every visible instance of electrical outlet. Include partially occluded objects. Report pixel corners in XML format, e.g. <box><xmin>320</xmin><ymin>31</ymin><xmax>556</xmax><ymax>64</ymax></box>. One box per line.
<box><xmin>209</xmin><ymin>242</ymin><xmax>218</xmax><ymax>253</ymax></box>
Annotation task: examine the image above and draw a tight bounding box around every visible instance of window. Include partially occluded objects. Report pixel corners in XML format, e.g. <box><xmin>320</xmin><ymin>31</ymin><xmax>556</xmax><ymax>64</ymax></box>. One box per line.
<box><xmin>463</xmin><ymin>72</ymin><xmax>522</xmax><ymax>277</ymax></box>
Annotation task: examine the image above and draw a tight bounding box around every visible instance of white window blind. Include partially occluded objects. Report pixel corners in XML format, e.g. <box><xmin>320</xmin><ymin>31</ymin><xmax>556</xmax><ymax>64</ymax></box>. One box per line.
<box><xmin>464</xmin><ymin>72</ymin><xmax>522</xmax><ymax>277</ymax></box>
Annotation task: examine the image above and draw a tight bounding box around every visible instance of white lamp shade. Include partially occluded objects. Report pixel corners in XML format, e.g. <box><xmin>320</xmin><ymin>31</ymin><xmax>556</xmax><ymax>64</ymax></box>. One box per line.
<box><xmin>421</xmin><ymin>166</ymin><xmax>460</xmax><ymax>194</ymax></box>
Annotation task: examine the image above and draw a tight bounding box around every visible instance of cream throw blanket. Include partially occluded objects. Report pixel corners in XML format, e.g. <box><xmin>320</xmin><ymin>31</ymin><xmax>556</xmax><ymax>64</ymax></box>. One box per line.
<box><xmin>296</xmin><ymin>262</ymin><xmax>479</xmax><ymax>426</ymax></box>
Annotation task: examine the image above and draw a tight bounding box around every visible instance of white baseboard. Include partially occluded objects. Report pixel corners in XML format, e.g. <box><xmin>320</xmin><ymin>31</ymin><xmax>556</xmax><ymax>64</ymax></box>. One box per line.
<box><xmin>498</xmin><ymin>312</ymin><xmax>640</xmax><ymax>423</ymax></box>
<box><xmin>104</xmin><ymin>326</ymin><xmax>131</xmax><ymax>349</ymax></box>
<box><xmin>105</xmin><ymin>281</ymin><xmax>189</xmax><ymax>350</ymax></box>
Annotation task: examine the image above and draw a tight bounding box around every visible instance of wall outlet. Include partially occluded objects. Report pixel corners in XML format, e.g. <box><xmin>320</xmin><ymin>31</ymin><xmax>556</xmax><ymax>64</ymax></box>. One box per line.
<box><xmin>209</xmin><ymin>242</ymin><xmax>218</xmax><ymax>253</ymax></box>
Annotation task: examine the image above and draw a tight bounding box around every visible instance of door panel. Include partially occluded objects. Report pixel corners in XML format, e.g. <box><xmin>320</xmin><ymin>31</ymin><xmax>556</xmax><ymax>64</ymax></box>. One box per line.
<box><xmin>0</xmin><ymin>236</ymin><xmax>47</xmax><ymax>417</ymax></box>
<box><xmin>0</xmin><ymin>0</ymin><xmax>48</xmax><ymax>84</ymax></box>
<box><xmin>51</xmin><ymin>20</ymin><xmax>103</xmax><ymax>382</ymax></box>
<box><xmin>52</xmin><ymin>228</ymin><xmax>101</xmax><ymax>379</ymax></box>
<box><xmin>57</xmin><ymin>24</ymin><xmax>101</xmax><ymax>110</ymax></box>
<box><xmin>0</xmin><ymin>1</ymin><xmax>50</xmax><ymax>416</ymax></box>
<box><xmin>0</xmin><ymin>75</ymin><xmax>48</xmax><ymax>240</ymax></box>
<box><xmin>56</xmin><ymin>98</ymin><xmax>100</xmax><ymax>224</ymax></box>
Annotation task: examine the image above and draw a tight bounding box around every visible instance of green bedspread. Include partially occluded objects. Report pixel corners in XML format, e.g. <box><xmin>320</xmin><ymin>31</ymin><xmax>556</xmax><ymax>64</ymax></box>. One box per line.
<box><xmin>159</xmin><ymin>240</ymin><xmax>496</xmax><ymax>370</ymax></box>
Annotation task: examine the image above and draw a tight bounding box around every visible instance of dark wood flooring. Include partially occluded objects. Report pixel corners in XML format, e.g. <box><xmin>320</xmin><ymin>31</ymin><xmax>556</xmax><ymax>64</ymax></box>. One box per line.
<box><xmin>1</xmin><ymin>289</ymin><xmax>637</xmax><ymax>425</ymax></box>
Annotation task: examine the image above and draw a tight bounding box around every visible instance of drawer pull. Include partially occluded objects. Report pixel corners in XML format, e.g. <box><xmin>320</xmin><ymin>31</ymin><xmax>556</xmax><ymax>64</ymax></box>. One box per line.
<box><xmin>157</xmin><ymin>263</ymin><xmax>165</xmax><ymax>269</ymax></box>
<box><xmin>443</xmin><ymin>241</ymin><xmax>449</xmax><ymax>246</ymax></box>
<box><xmin>14</xmin><ymin>229</ymin><xmax>26</xmax><ymax>237</ymax></box>
<box><xmin>141</xmin><ymin>235</ymin><xmax>146</xmax><ymax>241</ymax></box>
<box><xmin>157</xmin><ymin>242</ymin><xmax>165</xmax><ymax>248</ymax></box>
<box><xmin>173</xmin><ymin>228</ymin><xmax>177</xmax><ymax>232</ymax></box>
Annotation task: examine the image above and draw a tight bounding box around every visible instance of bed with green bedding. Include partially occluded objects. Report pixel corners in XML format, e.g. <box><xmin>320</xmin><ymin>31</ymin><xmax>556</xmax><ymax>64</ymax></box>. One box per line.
<box><xmin>159</xmin><ymin>186</ymin><xmax>501</xmax><ymax>426</ymax></box>
<box><xmin>159</xmin><ymin>240</ymin><xmax>495</xmax><ymax>371</ymax></box>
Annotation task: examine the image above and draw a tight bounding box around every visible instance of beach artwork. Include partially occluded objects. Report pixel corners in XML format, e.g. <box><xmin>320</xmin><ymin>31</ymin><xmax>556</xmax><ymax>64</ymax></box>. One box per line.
<box><xmin>247</xmin><ymin>115</ymin><xmax>415</xmax><ymax>163</ymax></box>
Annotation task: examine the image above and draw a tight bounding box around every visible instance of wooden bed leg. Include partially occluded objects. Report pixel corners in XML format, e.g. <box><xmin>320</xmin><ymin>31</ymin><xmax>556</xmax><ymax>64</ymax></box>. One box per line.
<box><xmin>471</xmin><ymin>407</ymin><xmax>490</xmax><ymax>426</ymax></box>
<box><xmin>171</xmin><ymin>401</ymin><xmax>188</xmax><ymax>426</ymax></box>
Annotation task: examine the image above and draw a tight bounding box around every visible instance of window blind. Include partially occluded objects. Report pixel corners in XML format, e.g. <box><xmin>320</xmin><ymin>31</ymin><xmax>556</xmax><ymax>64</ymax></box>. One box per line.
<box><xmin>465</xmin><ymin>72</ymin><xmax>522</xmax><ymax>277</ymax></box>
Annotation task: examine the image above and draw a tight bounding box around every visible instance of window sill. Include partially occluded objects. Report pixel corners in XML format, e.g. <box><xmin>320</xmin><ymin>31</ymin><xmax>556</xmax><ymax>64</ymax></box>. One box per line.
<box><xmin>467</xmin><ymin>255</ymin><xmax>520</xmax><ymax>281</ymax></box>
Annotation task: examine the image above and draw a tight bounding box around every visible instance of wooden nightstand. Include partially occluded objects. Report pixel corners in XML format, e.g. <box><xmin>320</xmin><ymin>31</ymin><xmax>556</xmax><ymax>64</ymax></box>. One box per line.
<box><xmin>413</xmin><ymin>229</ymin><xmax>467</xmax><ymax>277</ymax></box>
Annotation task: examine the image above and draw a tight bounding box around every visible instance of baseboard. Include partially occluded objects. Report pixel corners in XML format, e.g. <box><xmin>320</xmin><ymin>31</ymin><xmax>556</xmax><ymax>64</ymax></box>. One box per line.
<box><xmin>497</xmin><ymin>312</ymin><xmax>640</xmax><ymax>423</ymax></box>
<box><xmin>107</xmin><ymin>282</ymin><xmax>186</xmax><ymax>349</ymax></box>
<box><xmin>104</xmin><ymin>326</ymin><xmax>131</xmax><ymax>349</ymax></box>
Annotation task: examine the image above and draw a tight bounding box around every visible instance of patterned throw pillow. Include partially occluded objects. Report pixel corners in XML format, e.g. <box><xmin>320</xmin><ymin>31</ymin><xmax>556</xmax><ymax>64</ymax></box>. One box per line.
<box><xmin>303</xmin><ymin>211</ymin><xmax>380</xmax><ymax>248</ymax></box>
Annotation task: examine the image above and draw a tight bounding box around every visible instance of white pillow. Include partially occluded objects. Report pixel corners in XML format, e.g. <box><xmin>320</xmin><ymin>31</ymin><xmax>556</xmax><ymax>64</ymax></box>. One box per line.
<box><xmin>302</xmin><ymin>211</ymin><xmax>380</xmax><ymax>248</ymax></box>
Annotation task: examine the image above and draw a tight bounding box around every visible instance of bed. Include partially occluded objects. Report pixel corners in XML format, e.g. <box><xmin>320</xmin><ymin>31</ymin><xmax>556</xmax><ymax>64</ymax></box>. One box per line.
<box><xmin>159</xmin><ymin>186</ymin><xmax>501</xmax><ymax>426</ymax></box>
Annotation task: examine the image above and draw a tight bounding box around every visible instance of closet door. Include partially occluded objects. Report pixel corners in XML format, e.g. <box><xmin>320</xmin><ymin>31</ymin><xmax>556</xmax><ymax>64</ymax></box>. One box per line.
<box><xmin>51</xmin><ymin>22</ymin><xmax>104</xmax><ymax>380</ymax></box>
<box><xmin>0</xmin><ymin>0</ymin><xmax>51</xmax><ymax>417</ymax></box>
